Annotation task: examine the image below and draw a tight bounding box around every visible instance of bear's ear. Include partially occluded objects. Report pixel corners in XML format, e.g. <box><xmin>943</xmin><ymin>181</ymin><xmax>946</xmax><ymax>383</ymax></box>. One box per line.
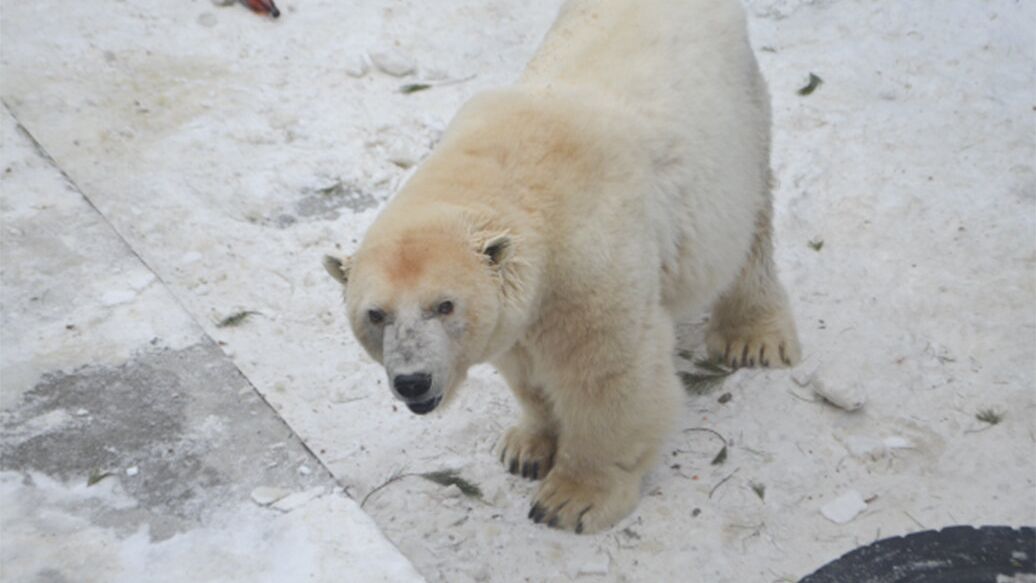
<box><xmin>323</xmin><ymin>254</ymin><xmax>352</xmax><ymax>286</ymax></box>
<box><xmin>481</xmin><ymin>233</ymin><xmax>512</xmax><ymax>267</ymax></box>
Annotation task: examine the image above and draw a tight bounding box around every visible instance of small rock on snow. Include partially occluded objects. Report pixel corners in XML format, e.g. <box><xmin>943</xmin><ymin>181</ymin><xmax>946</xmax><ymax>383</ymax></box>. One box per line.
<box><xmin>820</xmin><ymin>490</ymin><xmax>868</xmax><ymax>524</ymax></box>
<box><xmin>791</xmin><ymin>365</ymin><xmax>817</xmax><ymax>387</ymax></box>
<box><xmin>344</xmin><ymin>54</ymin><xmax>370</xmax><ymax>78</ymax></box>
<box><xmin>844</xmin><ymin>436</ymin><xmax>885</xmax><ymax>460</ymax></box>
<box><xmin>370</xmin><ymin>49</ymin><xmax>416</xmax><ymax>77</ymax></box>
<box><xmin>387</xmin><ymin>145</ymin><xmax>420</xmax><ymax>169</ymax></box>
<box><xmin>272</xmin><ymin>486</ymin><xmax>325</xmax><ymax>512</ymax></box>
<box><xmin>810</xmin><ymin>371</ymin><xmax>866</xmax><ymax>411</ymax></box>
<box><xmin>251</xmin><ymin>486</ymin><xmax>292</xmax><ymax>506</ymax></box>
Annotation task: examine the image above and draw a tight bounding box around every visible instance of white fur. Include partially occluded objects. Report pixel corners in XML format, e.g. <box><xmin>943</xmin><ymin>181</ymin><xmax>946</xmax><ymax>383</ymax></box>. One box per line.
<box><xmin>327</xmin><ymin>0</ymin><xmax>801</xmax><ymax>533</ymax></box>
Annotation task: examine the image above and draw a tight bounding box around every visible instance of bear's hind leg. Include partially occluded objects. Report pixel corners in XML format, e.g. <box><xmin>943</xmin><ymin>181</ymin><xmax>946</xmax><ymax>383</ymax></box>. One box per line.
<box><xmin>706</xmin><ymin>202</ymin><xmax>801</xmax><ymax>368</ymax></box>
<box><xmin>495</xmin><ymin>346</ymin><xmax>558</xmax><ymax>481</ymax></box>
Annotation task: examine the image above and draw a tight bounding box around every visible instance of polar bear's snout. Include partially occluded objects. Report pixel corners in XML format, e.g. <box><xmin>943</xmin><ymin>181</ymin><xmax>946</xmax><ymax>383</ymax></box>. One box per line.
<box><xmin>394</xmin><ymin>373</ymin><xmax>432</xmax><ymax>399</ymax></box>
<box><xmin>382</xmin><ymin>315</ymin><xmax>454</xmax><ymax>415</ymax></box>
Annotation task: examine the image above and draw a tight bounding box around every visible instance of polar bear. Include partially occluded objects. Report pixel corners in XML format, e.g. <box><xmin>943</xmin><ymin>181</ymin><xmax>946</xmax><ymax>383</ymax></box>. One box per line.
<box><xmin>324</xmin><ymin>0</ymin><xmax>800</xmax><ymax>533</ymax></box>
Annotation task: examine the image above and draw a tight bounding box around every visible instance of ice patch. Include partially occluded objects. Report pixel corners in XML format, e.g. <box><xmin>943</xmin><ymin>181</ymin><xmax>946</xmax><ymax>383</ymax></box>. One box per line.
<box><xmin>820</xmin><ymin>490</ymin><xmax>868</xmax><ymax>524</ymax></box>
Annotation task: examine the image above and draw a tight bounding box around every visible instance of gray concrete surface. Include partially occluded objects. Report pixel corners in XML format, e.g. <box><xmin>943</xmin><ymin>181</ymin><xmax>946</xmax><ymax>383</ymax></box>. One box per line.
<box><xmin>0</xmin><ymin>107</ymin><xmax>422</xmax><ymax>582</ymax></box>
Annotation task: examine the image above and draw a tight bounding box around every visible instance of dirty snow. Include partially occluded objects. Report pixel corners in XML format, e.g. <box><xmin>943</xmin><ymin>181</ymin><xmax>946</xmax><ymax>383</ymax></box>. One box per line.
<box><xmin>2</xmin><ymin>0</ymin><xmax>1034</xmax><ymax>581</ymax></box>
<box><xmin>0</xmin><ymin>471</ymin><xmax>423</xmax><ymax>583</ymax></box>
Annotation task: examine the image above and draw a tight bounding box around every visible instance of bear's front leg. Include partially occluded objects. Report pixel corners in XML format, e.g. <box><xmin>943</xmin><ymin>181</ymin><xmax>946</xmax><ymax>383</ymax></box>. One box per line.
<box><xmin>494</xmin><ymin>347</ymin><xmax>558</xmax><ymax>481</ymax></box>
<box><xmin>529</xmin><ymin>310</ymin><xmax>683</xmax><ymax>533</ymax></box>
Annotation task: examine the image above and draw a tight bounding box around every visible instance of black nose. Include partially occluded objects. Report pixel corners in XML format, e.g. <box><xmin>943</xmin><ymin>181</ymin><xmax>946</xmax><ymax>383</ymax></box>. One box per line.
<box><xmin>394</xmin><ymin>373</ymin><xmax>432</xmax><ymax>399</ymax></box>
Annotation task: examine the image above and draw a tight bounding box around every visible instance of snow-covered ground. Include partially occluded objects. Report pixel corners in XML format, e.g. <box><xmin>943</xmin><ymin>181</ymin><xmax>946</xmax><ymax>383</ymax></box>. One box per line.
<box><xmin>2</xmin><ymin>0</ymin><xmax>1033</xmax><ymax>581</ymax></box>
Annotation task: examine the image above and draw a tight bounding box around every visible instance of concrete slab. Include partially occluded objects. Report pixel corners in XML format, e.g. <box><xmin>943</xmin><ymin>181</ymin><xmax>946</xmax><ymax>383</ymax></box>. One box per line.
<box><xmin>0</xmin><ymin>108</ymin><xmax>422</xmax><ymax>582</ymax></box>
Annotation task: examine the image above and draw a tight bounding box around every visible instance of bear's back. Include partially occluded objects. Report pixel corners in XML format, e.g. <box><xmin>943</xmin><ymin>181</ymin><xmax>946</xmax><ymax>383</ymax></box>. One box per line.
<box><xmin>521</xmin><ymin>0</ymin><xmax>754</xmax><ymax>118</ymax></box>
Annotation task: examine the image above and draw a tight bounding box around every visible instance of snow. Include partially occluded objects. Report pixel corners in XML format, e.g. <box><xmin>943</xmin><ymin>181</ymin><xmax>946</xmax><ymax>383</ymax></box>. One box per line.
<box><xmin>565</xmin><ymin>550</ymin><xmax>612</xmax><ymax>578</ymax></box>
<box><xmin>883</xmin><ymin>436</ymin><xmax>913</xmax><ymax>450</ymax></box>
<box><xmin>1</xmin><ymin>0</ymin><xmax>1033</xmax><ymax>581</ymax></box>
<box><xmin>0</xmin><ymin>471</ymin><xmax>424</xmax><ymax>583</ymax></box>
<box><xmin>344</xmin><ymin>54</ymin><xmax>372</xmax><ymax>79</ymax></box>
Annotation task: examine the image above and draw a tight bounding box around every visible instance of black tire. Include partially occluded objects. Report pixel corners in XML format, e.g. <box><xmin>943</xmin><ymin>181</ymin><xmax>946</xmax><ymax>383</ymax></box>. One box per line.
<box><xmin>801</xmin><ymin>525</ymin><xmax>1035</xmax><ymax>583</ymax></box>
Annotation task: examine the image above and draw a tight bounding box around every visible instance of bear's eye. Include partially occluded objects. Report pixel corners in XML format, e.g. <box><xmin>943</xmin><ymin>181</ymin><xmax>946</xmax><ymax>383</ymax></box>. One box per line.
<box><xmin>436</xmin><ymin>301</ymin><xmax>454</xmax><ymax>316</ymax></box>
<box><xmin>367</xmin><ymin>309</ymin><xmax>386</xmax><ymax>324</ymax></box>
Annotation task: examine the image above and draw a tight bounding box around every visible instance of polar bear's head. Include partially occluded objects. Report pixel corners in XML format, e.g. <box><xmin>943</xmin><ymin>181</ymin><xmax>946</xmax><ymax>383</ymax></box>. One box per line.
<box><xmin>324</xmin><ymin>220</ymin><xmax>517</xmax><ymax>415</ymax></box>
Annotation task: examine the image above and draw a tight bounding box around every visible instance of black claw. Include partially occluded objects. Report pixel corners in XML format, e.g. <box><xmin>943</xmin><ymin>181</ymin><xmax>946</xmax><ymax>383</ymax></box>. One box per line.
<box><xmin>741</xmin><ymin>344</ymin><xmax>749</xmax><ymax>366</ymax></box>
<box><xmin>747</xmin><ymin>357</ymin><xmax>754</xmax><ymax>367</ymax></box>
<box><xmin>531</xmin><ymin>504</ymin><xmax>547</xmax><ymax>523</ymax></box>
<box><xmin>509</xmin><ymin>459</ymin><xmax>519</xmax><ymax>475</ymax></box>
<box><xmin>779</xmin><ymin>343</ymin><xmax>787</xmax><ymax>364</ymax></box>
<box><xmin>761</xmin><ymin>358</ymin><xmax>770</xmax><ymax>367</ymax></box>
<box><xmin>531</xmin><ymin>462</ymin><xmax>540</xmax><ymax>479</ymax></box>
<box><xmin>545</xmin><ymin>503</ymin><xmax>567</xmax><ymax>528</ymax></box>
<box><xmin>521</xmin><ymin>462</ymin><xmax>530</xmax><ymax>478</ymax></box>
<box><xmin>759</xmin><ymin>345</ymin><xmax>766</xmax><ymax>364</ymax></box>
<box><xmin>528</xmin><ymin>504</ymin><xmax>541</xmax><ymax>520</ymax></box>
<box><xmin>574</xmin><ymin>505</ymin><xmax>592</xmax><ymax>534</ymax></box>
